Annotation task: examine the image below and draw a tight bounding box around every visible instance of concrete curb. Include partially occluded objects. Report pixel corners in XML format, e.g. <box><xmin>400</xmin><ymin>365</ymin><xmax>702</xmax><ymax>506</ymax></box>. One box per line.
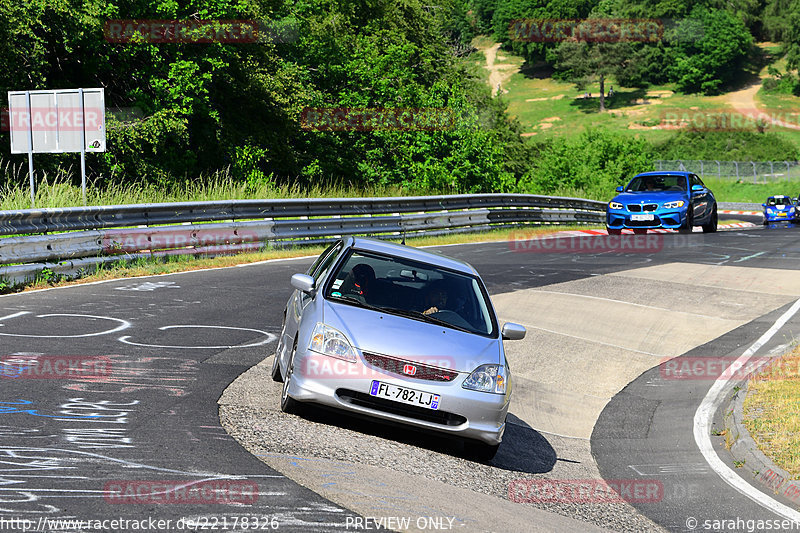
<box><xmin>719</xmin><ymin>202</ymin><xmax>762</xmax><ymax>211</ymax></box>
<box><xmin>724</xmin><ymin>377</ymin><xmax>800</xmax><ymax>506</ymax></box>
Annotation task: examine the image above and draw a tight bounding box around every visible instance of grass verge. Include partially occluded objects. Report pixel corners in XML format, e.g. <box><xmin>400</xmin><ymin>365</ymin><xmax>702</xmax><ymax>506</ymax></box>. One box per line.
<box><xmin>743</xmin><ymin>344</ymin><xmax>800</xmax><ymax>478</ymax></box>
<box><xmin>0</xmin><ymin>225</ymin><xmax>601</xmax><ymax>295</ymax></box>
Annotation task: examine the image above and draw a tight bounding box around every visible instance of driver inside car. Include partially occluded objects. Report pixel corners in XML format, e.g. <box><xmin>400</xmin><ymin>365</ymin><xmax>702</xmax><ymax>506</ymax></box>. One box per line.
<box><xmin>421</xmin><ymin>281</ymin><xmax>449</xmax><ymax>315</ymax></box>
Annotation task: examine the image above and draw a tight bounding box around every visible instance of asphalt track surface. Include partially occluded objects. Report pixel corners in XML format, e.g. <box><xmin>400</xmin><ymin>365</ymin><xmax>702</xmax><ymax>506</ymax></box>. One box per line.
<box><xmin>0</xmin><ymin>214</ymin><xmax>798</xmax><ymax>532</ymax></box>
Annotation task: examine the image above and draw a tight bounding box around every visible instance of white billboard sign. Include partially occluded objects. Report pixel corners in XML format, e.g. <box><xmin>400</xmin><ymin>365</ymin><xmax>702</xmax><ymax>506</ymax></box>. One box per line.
<box><xmin>7</xmin><ymin>88</ymin><xmax>105</xmax><ymax>206</ymax></box>
<box><xmin>9</xmin><ymin>88</ymin><xmax>105</xmax><ymax>154</ymax></box>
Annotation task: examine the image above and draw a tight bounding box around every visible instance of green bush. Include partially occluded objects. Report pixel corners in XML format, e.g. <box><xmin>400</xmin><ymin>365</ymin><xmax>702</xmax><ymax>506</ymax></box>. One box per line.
<box><xmin>519</xmin><ymin>128</ymin><xmax>653</xmax><ymax>199</ymax></box>
<box><xmin>653</xmin><ymin>130</ymin><xmax>800</xmax><ymax>161</ymax></box>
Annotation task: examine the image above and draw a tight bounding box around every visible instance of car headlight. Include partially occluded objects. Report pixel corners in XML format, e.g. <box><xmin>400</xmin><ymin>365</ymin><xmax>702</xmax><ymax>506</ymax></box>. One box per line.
<box><xmin>309</xmin><ymin>323</ymin><xmax>357</xmax><ymax>362</ymax></box>
<box><xmin>791</xmin><ymin>207</ymin><xmax>796</xmax><ymax>213</ymax></box>
<box><xmin>662</xmin><ymin>200</ymin><xmax>685</xmax><ymax>209</ymax></box>
<box><xmin>766</xmin><ymin>208</ymin><xmax>775</xmax><ymax>214</ymax></box>
<box><xmin>608</xmin><ymin>201</ymin><xmax>623</xmax><ymax>210</ymax></box>
<box><xmin>462</xmin><ymin>364</ymin><xmax>507</xmax><ymax>394</ymax></box>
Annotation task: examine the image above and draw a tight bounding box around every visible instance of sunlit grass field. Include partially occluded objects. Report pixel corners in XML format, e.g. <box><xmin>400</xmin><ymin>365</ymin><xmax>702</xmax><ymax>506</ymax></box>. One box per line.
<box><xmin>744</xmin><ymin>345</ymin><xmax>800</xmax><ymax>477</ymax></box>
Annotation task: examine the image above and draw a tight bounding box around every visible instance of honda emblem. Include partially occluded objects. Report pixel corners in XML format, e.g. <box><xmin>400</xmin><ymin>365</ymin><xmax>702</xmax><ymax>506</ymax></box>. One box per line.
<box><xmin>403</xmin><ymin>364</ymin><xmax>417</xmax><ymax>376</ymax></box>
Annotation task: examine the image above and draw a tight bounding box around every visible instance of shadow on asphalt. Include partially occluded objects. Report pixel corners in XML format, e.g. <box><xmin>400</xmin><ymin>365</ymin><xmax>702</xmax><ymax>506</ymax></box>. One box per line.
<box><xmin>294</xmin><ymin>405</ymin><xmax>557</xmax><ymax>474</ymax></box>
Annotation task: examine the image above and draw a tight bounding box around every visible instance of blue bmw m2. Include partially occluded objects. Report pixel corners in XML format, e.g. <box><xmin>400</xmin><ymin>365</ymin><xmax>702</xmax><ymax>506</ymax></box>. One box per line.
<box><xmin>606</xmin><ymin>171</ymin><xmax>718</xmax><ymax>235</ymax></box>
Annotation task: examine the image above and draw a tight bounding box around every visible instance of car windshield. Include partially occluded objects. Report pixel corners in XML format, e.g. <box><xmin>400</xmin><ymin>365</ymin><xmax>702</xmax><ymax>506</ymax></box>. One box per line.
<box><xmin>626</xmin><ymin>175</ymin><xmax>687</xmax><ymax>192</ymax></box>
<box><xmin>325</xmin><ymin>250</ymin><xmax>497</xmax><ymax>337</ymax></box>
<box><xmin>768</xmin><ymin>197</ymin><xmax>791</xmax><ymax>206</ymax></box>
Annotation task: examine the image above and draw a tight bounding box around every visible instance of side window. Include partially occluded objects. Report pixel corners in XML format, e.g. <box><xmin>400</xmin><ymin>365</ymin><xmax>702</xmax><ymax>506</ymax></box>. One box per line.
<box><xmin>307</xmin><ymin>241</ymin><xmax>341</xmax><ymax>278</ymax></box>
<box><xmin>311</xmin><ymin>241</ymin><xmax>343</xmax><ymax>283</ymax></box>
<box><xmin>691</xmin><ymin>174</ymin><xmax>704</xmax><ymax>188</ymax></box>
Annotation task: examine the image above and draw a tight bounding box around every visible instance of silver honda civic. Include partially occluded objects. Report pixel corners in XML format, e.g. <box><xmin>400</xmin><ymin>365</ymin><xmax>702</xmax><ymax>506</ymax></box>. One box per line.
<box><xmin>271</xmin><ymin>237</ymin><xmax>526</xmax><ymax>460</ymax></box>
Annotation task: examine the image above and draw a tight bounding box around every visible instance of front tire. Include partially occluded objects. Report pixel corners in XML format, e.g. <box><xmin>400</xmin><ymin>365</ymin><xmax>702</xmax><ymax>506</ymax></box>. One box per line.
<box><xmin>702</xmin><ymin>207</ymin><xmax>718</xmax><ymax>233</ymax></box>
<box><xmin>280</xmin><ymin>339</ymin><xmax>302</xmax><ymax>414</ymax></box>
<box><xmin>678</xmin><ymin>210</ymin><xmax>693</xmax><ymax>234</ymax></box>
<box><xmin>607</xmin><ymin>227</ymin><xmax>622</xmax><ymax>235</ymax></box>
<box><xmin>633</xmin><ymin>228</ymin><xmax>647</xmax><ymax>235</ymax></box>
<box><xmin>271</xmin><ymin>318</ymin><xmax>287</xmax><ymax>383</ymax></box>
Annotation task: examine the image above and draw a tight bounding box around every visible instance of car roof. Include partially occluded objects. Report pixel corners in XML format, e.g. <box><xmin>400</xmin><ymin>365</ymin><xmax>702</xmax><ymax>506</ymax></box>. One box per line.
<box><xmin>633</xmin><ymin>171</ymin><xmax>691</xmax><ymax>178</ymax></box>
<box><xmin>769</xmin><ymin>195</ymin><xmax>788</xmax><ymax>198</ymax></box>
<box><xmin>348</xmin><ymin>237</ymin><xmax>479</xmax><ymax>276</ymax></box>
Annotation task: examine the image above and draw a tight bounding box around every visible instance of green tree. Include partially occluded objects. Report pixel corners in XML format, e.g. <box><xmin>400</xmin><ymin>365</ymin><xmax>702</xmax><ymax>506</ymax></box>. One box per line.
<box><xmin>666</xmin><ymin>6</ymin><xmax>753</xmax><ymax>94</ymax></box>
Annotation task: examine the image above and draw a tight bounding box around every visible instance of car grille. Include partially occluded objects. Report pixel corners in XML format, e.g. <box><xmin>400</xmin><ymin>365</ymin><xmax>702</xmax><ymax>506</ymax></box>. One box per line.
<box><xmin>336</xmin><ymin>389</ymin><xmax>467</xmax><ymax>426</ymax></box>
<box><xmin>627</xmin><ymin>204</ymin><xmax>658</xmax><ymax>212</ymax></box>
<box><xmin>362</xmin><ymin>352</ymin><xmax>459</xmax><ymax>382</ymax></box>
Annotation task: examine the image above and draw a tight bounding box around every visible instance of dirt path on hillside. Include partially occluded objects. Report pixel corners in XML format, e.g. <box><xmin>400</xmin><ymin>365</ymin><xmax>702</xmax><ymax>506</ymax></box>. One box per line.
<box><xmin>480</xmin><ymin>43</ymin><xmax>520</xmax><ymax>97</ymax></box>
<box><xmin>726</xmin><ymin>77</ymin><xmax>800</xmax><ymax>130</ymax></box>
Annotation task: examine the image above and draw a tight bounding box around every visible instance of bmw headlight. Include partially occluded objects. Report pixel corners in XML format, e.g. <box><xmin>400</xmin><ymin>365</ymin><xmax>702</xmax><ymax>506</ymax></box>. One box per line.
<box><xmin>608</xmin><ymin>201</ymin><xmax>623</xmax><ymax>210</ymax></box>
<box><xmin>462</xmin><ymin>364</ymin><xmax>507</xmax><ymax>394</ymax></box>
<box><xmin>662</xmin><ymin>200</ymin><xmax>685</xmax><ymax>209</ymax></box>
<box><xmin>309</xmin><ymin>323</ymin><xmax>357</xmax><ymax>362</ymax></box>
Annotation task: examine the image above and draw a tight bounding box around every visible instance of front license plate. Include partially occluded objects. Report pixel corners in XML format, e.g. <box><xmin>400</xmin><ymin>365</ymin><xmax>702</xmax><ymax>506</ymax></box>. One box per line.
<box><xmin>630</xmin><ymin>214</ymin><xmax>655</xmax><ymax>221</ymax></box>
<box><xmin>370</xmin><ymin>381</ymin><xmax>440</xmax><ymax>410</ymax></box>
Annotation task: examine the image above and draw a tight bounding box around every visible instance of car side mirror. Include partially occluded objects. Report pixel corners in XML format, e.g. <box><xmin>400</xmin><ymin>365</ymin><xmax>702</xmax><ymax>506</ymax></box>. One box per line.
<box><xmin>691</xmin><ymin>185</ymin><xmax>703</xmax><ymax>192</ymax></box>
<box><xmin>762</xmin><ymin>203</ymin><xmax>766</xmax><ymax>207</ymax></box>
<box><xmin>615</xmin><ymin>186</ymin><xmax>623</xmax><ymax>192</ymax></box>
<box><xmin>501</xmin><ymin>323</ymin><xmax>526</xmax><ymax>341</ymax></box>
<box><xmin>291</xmin><ymin>273</ymin><xmax>316</xmax><ymax>294</ymax></box>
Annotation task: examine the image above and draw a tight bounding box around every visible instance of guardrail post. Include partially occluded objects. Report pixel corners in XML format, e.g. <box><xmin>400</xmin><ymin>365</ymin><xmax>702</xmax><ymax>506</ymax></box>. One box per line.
<box><xmin>715</xmin><ymin>160</ymin><xmax>721</xmax><ymax>180</ymax></box>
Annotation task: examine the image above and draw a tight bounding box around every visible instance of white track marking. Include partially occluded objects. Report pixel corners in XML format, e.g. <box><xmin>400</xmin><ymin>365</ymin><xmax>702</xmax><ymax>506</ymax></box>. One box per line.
<box><xmin>0</xmin><ymin>312</ymin><xmax>30</xmax><ymax>325</ymax></box>
<box><xmin>0</xmin><ymin>314</ymin><xmax>131</xmax><ymax>338</ymax></box>
<box><xmin>694</xmin><ymin>297</ymin><xmax>800</xmax><ymax>522</ymax></box>
<box><xmin>118</xmin><ymin>325</ymin><xmax>276</xmax><ymax>349</ymax></box>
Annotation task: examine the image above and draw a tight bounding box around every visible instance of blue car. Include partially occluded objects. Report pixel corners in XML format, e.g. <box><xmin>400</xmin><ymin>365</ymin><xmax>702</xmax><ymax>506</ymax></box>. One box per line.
<box><xmin>606</xmin><ymin>171</ymin><xmax>718</xmax><ymax>235</ymax></box>
<box><xmin>762</xmin><ymin>195</ymin><xmax>798</xmax><ymax>225</ymax></box>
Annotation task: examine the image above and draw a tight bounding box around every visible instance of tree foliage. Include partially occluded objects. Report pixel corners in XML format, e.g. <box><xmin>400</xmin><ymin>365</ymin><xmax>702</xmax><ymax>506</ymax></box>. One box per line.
<box><xmin>0</xmin><ymin>0</ymin><xmax>533</xmax><ymax>193</ymax></box>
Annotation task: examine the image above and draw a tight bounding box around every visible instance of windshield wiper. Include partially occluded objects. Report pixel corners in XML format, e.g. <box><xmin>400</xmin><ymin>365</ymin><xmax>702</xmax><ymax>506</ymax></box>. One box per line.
<box><xmin>378</xmin><ymin>307</ymin><xmax>473</xmax><ymax>333</ymax></box>
<box><xmin>329</xmin><ymin>294</ymin><xmax>382</xmax><ymax>311</ymax></box>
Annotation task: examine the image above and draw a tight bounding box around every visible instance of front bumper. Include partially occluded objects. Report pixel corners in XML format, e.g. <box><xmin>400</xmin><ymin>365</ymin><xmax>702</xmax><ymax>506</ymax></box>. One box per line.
<box><xmin>606</xmin><ymin>209</ymin><xmax>687</xmax><ymax>230</ymax></box>
<box><xmin>285</xmin><ymin>348</ymin><xmax>509</xmax><ymax>445</ymax></box>
<box><xmin>764</xmin><ymin>211</ymin><xmax>796</xmax><ymax>222</ymax></box>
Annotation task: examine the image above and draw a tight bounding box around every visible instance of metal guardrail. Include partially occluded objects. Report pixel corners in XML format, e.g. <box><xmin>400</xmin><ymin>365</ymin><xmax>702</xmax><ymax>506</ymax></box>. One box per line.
<box><xmin>0</xmin><ymin>194</ymin><xmax>606</xmax><ymax>286</ymax></box>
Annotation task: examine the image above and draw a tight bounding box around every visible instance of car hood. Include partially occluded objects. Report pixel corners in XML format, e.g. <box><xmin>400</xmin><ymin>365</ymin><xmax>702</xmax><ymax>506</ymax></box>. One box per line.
<box><xmin>612</xmin><ymin>191</ymin><xmax>687</xmax><ymax>204</ymax></box>
<box><xmin>324</xmin><ymin>301</ymin><xmax>500</xmax><ymax>372</ymax></box>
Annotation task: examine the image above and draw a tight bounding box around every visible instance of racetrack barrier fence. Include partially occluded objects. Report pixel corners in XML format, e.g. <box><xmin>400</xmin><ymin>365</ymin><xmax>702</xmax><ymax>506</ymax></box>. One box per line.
<box><xmin>655</xmin><ymin>160</ymin><xmax>800</xmax><ymax>184</ymax></box>
<box><xmin>0</xmin><ymin>194</ymin><xmax>606</xmax><ymax>286</ymax></box>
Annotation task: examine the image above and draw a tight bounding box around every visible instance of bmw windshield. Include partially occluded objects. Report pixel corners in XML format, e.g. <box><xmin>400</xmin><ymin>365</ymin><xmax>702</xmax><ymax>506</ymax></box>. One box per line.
<box><xmin>324</xmin><ymin>250</ymin><xmax>497</xmax><ymax>337</ymax></box>
<box><xmin>625</xmin><ymin>175</ymin><xmax>688</xmax><ymax>192</ymax></box>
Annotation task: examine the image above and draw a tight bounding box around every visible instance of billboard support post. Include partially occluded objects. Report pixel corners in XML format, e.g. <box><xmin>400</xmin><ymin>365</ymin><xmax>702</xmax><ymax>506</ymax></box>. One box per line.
<box><xmin>79</xmin><ymin>88</ymin><xmax>87</xmax><ymax>206</ymax></box>
<box><xmin>26</xmin><ymin>91</ymin><xmax>34</xmax><ymax>208</ymax></box>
